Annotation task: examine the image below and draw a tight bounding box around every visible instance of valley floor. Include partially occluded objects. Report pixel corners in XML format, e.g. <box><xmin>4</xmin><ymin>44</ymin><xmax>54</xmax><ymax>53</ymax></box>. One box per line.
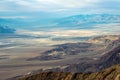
<box><xmin>0</xmin><ymin>35</ymin><xmax>120</xmax><ymax>80</ymax></box>
<box><xmin>0</xmin><ymin>45</ymin><xmax>103</xmax><ymax>80</ymax></box>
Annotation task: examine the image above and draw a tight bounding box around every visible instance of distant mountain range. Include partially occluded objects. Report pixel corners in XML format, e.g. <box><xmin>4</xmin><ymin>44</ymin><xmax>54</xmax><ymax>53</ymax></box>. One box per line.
<box><xmin>0</xmin><ymin>18</ymin><xmax>31</xmax><ymax>29</ymax></box>
<box><xmin>0</xmin><ymin>14</ymin><xmax>120</xmax><ymax>30</ymax></box>
<box><xmin>54</xmin><ymin>14</ymin><xmax>120</xmax><ymax>28</ymax></box>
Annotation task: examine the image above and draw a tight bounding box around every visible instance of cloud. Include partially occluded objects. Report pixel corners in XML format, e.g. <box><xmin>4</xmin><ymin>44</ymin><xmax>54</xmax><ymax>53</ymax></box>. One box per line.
<box><xmin>14</xmin><ymin>29</ymin><xmax>99</xmax><ymax>46</ymax></box>
<box><xmin>14</xmin><ymin>0</ymin><xmax>99</xmax><ymax>9</ymax></box>
<box><xmin>16</xmin><ymin>29</ymin><xmax>100</xmax><ymax>37</ymax></box>
<box><xmin>0</xmin><ymin>0</ymin><xmax>119</xmax><ymax>14</ymax></box>
<box><xmin>0</xmin><ymin>16</ymin><xmax>27</xmax><ymax>19</ymax></box>
<box><xmin>0</xmin><ymin>0</ymin><xmax>120</xmax><ymax>20</ymax></box>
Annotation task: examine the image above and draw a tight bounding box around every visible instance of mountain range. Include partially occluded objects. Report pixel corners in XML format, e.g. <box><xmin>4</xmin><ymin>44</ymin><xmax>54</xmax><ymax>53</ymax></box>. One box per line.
<box><xmin>0</xmin><ymin>26</ymin><xmax>16</xmax><ymax>33</ymax></box>
<box><xmin>54</xmin><ymin>14</ymin><xmax>120</xmax><ymax>29</ymax></box>
<box><xmin>0</xmin><ymin>14</ymin><xmax>120</xmax><ymax>30</ymax></box>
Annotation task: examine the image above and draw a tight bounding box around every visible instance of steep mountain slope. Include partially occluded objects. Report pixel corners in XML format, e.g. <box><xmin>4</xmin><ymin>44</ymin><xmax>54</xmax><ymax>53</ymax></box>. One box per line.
<box><xmin>17</xmin><ymin>65</ymin><xmax>120</xmax><ymax>80</ymax></box>
<box><xmin>63</xmin><ymin>43</ymin><xmax>120</xmax><ymax>73</ymax></box>
<box><xmin>100</xmin><ymin>40</ymin><xmax>120</xmax><ymax>69</ymax></box>
<box><xmin>61</xmin><ymin>36</ymin><xmax>120</xmax><ymax>73</ymax></box>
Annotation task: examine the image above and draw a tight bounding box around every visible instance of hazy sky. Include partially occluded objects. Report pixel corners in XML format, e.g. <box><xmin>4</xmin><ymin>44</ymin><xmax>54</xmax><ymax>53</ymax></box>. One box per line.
<box><xmin>0</xmin><ymin>0</ymin><xmax>120</xmax><ymax>18</ymax></box>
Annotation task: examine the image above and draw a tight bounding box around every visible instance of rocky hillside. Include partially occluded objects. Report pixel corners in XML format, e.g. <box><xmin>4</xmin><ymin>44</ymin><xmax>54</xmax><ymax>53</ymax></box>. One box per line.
<box><xmin>63</xmin><ymin>43</ymin><xmax>120</xmax><ymax>73</ymax></box>
<box><xmin>28</xmin><ymin>35</ymin><xmax>120</xmax><ymax>61</ymax></box>
<box><xmin>88</xmin><ymin>35</ymin><xmax>120</xmax><ymax>44</ymax></box>
<box><xmin>17</xmin><ymin>65</ymin><xmax>120</xmax><ymax>80</ymax></box>
<box><xmin>27</xmin><ymin>35</ymin><xmax>120</xmax><ymax>73</ymax></box>
<box><xmin>28</xmin><ymin>43</ymin><xmax>93</xmax><ymax>60</ymax></box>
<box><xmin>58</xmin><ymin>37</ymin><xmax>120</xmax><ymax>73</ymax></box>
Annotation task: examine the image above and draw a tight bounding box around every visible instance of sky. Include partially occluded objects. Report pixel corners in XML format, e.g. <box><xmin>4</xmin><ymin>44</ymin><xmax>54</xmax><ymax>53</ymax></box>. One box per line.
<box><xmin>0</xmin><ymin>0</ymin><xmax>120</xmax><ymax>18</ymax></box>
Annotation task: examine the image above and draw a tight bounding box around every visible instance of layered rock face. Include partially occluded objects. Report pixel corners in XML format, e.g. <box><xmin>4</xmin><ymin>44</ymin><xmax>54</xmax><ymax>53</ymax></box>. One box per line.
<box><xmin>18</xmin><ymin>65</ymin><xmax>120</xmax><ymax>80</ymax></box>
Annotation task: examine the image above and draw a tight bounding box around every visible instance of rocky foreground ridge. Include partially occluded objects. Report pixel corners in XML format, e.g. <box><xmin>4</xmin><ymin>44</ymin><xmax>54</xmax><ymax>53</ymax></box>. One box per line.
<box><xmin>18</xmin><ymin>65</ymin><xmax>120</xmax><ymax>80</ymax></box>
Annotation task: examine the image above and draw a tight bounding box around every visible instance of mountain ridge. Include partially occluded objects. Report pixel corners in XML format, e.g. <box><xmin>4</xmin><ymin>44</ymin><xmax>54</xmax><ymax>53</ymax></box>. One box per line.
<box><xmin>16</xmin><ymin>64</ymin><xmax>120</xmax><ymax>80</ymax></box>
<box><xmin>0</xmin><ymin>25</ymin><xmax>16</xmax><ymax>33</ymax></box>
<box><xmin>55</xmin><ymin>14</ymin><xmax>120</xmax><ymax>28</ymax></box>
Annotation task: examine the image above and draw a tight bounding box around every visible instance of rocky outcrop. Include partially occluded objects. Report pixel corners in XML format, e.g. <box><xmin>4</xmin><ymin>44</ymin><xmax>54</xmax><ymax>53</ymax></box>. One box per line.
<box><xmin>88</xmin><ymin>35</ymin><xmax>120</xmax><ymax>44</ymax></box>
<box><xmin>28</xmin><ymin>43</ymin><xmax>92</xmax><ymax>60</ymax></box>
<box><xmin>18</xmin><ymin>65</ymin><xmax>120</xmax><ymax>80</ymax></box>
<box><xmin>62</xmin><ymin>42</ymin><xmax>120</xmax><ymax>73</ymax></box>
